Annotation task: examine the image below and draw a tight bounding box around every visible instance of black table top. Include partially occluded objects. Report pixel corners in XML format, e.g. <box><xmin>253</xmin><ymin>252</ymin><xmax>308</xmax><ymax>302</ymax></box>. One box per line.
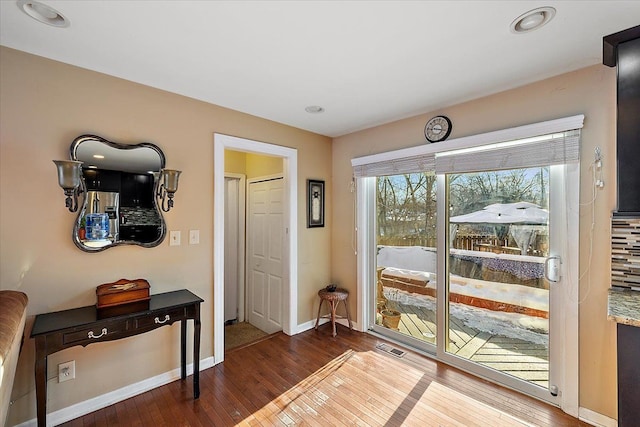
<box><xmin>31</xmin><ymin>289</ymin><xmax>203</xmax><ymax>337</ymax></box>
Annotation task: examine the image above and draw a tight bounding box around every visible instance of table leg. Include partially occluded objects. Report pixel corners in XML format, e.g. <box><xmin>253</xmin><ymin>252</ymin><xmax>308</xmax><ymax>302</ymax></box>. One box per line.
<box><xmin>193</xmin><ymin>304</ymin><xmax>201</xmax><ymax>399</ymax></box>
<box><xmin>34</xmin><ymin>338</ymin><xmax>47</xmax><ymax>427</ymax></box>
<box><xmin>180</xmin><ymin>319</ymin><xmax>187</xmax><ymax>380</ymax></box>
<box><xmin>330</xmin><ymin>300</ymin><xmax>338</xmax><ymax>337</ymax></box>
<box><xmin>314</xmin><ymin>299</ymin><xmax>324</xmax><ymax>330</ymax></box>
<box><xmin>343</xmin><ymin>299</ymin><xmax>354</xmax><ymax>330</ymax></box>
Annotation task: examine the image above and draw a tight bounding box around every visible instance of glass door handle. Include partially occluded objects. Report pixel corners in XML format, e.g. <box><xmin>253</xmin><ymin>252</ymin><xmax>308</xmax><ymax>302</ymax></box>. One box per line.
<box><xmin>545</xmin><ymin>256</ymin><xmax>561</xmax><ymax>283</ymax></box>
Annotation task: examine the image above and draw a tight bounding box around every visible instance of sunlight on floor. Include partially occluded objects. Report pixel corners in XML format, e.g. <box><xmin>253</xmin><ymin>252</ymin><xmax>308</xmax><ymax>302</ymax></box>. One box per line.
<box><xmin>238</xmin><ymin>348</ymin><xmax>532</xmax><ymax>426</ymax></box>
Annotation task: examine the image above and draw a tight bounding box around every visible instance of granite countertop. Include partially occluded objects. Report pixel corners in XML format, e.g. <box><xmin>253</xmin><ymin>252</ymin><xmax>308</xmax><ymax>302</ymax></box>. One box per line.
<box><xmin>608</xmin><ymin>287</ymin><xmax>640</xmax><ymax>327</ymax></box>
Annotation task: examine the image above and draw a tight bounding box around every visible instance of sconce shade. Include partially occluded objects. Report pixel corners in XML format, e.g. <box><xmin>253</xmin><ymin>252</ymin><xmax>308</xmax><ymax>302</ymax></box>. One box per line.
<box><xmin>162</xmin><ymin>169</ymin><xmax>181</xmax><ymax>193</ymax></box>
<box><xmin>53</xmin><ymin>160</ymin><xmax>83</xmax><ymax>190</ymax></box>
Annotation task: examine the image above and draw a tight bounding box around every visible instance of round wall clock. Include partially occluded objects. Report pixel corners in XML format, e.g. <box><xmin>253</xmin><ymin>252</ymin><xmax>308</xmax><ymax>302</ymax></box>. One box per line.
<box><xmin>424</xmin><ymin>115</ymin><xmax>452</xmax><ymax>143</ymax></box>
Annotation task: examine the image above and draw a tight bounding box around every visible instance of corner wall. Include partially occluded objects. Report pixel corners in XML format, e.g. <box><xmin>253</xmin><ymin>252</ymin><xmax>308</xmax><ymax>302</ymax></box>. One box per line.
<box><xmin>331</xmin><ymin>64</ymin><xmax>618</xmax><ymax>418</ymax></box>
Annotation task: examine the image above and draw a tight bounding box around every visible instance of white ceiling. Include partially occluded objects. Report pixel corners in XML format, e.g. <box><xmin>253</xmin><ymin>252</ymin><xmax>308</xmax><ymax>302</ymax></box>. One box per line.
<box><xmin>1</xmin><ymin>1</ymin><xmax>639</xmax><ymax>137</ymax></box>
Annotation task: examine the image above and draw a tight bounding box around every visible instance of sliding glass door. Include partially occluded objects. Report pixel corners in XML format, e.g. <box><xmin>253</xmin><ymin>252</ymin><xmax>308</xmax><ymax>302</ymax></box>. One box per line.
<box><xmin>444</xmin><ymin>167</ymin><xmax>551</xmax><ymax>390</ymax></box>
<box><xmin>357</xmin><ymin>119</ymin><xmax>581</xmax><ymax>412</ymax></box>
<box><xmin>371</xmin><ymin>172</ymin><xmax>438</xmax><ymax>350</ymax></box>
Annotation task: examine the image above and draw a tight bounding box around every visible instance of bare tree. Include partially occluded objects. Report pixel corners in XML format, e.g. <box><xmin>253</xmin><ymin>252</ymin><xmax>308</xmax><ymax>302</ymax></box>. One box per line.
<box><xmin>448</xmin><ymin>169</ymin><xmax>548</xmax><ymax>216</ymax></box>
<box><xmin>377</xmin><ymin>173</ymin><xmax>437</xmax><ymax>246</ymax></box>
<box><xmin>376</xmin><ymin>168</ymin><xmax>548</xmax><ymax>247</ymax></box>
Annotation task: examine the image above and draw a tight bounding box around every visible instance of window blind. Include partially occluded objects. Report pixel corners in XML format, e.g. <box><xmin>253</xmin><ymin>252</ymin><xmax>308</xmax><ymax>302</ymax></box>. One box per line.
<box><xmin>351</xmin><ymin>115</ymin><xmax>584</xmax><ymax>178</ymax></box>
<box><xmin>352</xmin><ymin>153</ymin><xmax>435</xmax><ymax>178</ymax></box>
<box><xmin>435</xmin><ymin>129</ymin><xmax>581</xmax><ymax>174</ymax></box>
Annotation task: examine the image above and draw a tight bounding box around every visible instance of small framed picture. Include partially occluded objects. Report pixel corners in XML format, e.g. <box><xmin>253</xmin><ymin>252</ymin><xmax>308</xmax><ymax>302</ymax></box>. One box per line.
<box><xmin>307</xmin><ymin>179</ymin><xmax>325</xmax><ymax>228</ymax></box>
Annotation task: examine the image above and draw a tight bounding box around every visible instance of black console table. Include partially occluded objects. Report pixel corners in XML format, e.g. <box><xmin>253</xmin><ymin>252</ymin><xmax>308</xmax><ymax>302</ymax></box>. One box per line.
<box><xmin>30</xmin><ymin>289</ymin><xmax>203</xmax><ymax>427</ymax></box>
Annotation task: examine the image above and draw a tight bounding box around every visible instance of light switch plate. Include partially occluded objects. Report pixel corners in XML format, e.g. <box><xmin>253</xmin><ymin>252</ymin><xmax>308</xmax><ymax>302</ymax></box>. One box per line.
<box><xmin>189</xmin><ymin>230</ymin><xmax>200</xmax><ymax>245</ymax></box>
<box><xmin>169</xmin><ymin>230</ymin><xmax>181</xmax><ymax>246</ymax></box>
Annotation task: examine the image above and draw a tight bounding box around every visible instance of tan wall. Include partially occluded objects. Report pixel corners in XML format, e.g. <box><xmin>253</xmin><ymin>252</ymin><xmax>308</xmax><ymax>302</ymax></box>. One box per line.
<box><xmin>331</xmin><ymin>64</ymin><xmax>618</xmax><ymax>418</ymax></box>
<box><xmin>0</xmin><ymin>47</ymin><xmax>332</xmax><ymax>425</ymax></box>
<box><xmin>224</xmin><ymin>150</ymin><xmax>283</xmax><ymax>178</ymax></box>
<box><xmin>246</xmin><ymin>152</ymin><xmax>283</xmax><ymax>178</ymax></box>
<box><xmin>224</xmin><ymin>149</ymin><xmax>247</xmax><ymax>174</ymax></box>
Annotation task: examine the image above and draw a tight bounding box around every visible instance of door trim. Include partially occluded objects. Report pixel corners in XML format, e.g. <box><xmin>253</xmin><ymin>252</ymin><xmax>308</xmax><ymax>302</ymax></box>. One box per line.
<box><xmin>224</xmin><ymin>173</ymin><xmax>246</xmax><ymax>322</ymax></box>
<box><xmin>214</xmin><ymin>134</ymin><xmax>298</xmax><ymax>365</ymax></box>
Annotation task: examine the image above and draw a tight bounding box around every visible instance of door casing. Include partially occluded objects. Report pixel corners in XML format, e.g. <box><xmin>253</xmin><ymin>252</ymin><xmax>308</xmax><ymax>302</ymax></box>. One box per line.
<box><xmin>224</xmin><ymin>174</ymin><xmax>246</xmax><ymax>323</ymax></box>
<box><xmin>213</xmin><ymin>134</ymin><xmax>298</xmax><ymax>365</ymax></box>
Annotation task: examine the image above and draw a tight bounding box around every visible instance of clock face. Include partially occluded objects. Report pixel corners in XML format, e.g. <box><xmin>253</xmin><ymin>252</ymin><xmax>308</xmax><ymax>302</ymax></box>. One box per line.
<box><xmin>424</xmin><ymin>115</ymin><xmax>452</xmax><ymax>143</ymax></box>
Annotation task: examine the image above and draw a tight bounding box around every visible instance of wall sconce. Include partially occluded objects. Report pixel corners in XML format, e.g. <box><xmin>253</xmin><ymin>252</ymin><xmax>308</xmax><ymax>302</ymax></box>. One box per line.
<box><xmin>53</xmin><ymin>160</ymin><xmax>84</xmax><ymax>212</ymax></box>
<box><xmin>156</xmin><ymin>169</ymin><xmax>182</xmax><ymax>212</ymax></box>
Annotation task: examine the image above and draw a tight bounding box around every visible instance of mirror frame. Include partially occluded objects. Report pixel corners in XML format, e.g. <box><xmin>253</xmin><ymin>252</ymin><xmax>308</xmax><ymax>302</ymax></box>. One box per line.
<box><xmin>70</xmin><ymin>134</ymin><xmax>167</xmax><ymax>252</ymax></box>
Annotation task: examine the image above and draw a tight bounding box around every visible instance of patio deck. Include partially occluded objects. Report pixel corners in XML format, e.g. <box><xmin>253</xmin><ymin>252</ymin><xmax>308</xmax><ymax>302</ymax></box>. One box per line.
<box><xmin>384</xmin><ymin>298</ymin><xmax>549</xmax><ymax>387</ymax></box>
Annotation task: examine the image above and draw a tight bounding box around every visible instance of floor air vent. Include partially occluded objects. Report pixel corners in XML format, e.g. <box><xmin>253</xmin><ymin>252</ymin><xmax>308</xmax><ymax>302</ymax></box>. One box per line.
<box><xmin>375</xmin><ymin>343</ymin><xmax>406</xmax><ymax>358</ymax></box>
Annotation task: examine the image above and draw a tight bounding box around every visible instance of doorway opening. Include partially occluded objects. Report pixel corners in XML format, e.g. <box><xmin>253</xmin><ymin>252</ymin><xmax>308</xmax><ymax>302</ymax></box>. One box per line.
<box><xmin>224</xmin><ymin>171</ymin><xmax>285</xmax><ymax>351</ymax></box>
<box><xmin>213</xmin><ymin>134</ymin><xmax>298</xmax><ymax>364</ymax></box>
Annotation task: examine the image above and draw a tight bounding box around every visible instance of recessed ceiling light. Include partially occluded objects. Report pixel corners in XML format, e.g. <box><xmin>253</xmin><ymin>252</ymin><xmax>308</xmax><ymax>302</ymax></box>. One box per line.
<box><xmin>17</xmin><ymin>0</ymin><xmax>69</xmax><ymax>28</ymax></box>
<box><xmin>305</xmin><ymin>106</ymin><xmax>325</xmax><ymax>114</ymax></box>
<box><xmin>93</xmin><ymin>154</ymin><xmax>105</xmax><ymax>159</ymax></box>
<box><xmin>510</xmin><ymin>7</ymin><xmax>555</xmax><ymax>34</ymax></box>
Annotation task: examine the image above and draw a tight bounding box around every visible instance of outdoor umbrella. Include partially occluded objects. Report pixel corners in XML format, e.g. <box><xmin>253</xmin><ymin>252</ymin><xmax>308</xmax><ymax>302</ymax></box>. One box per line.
<box><xmin>450</xmin><ymin>202</ymin><xmax>548</xmax><ymax>225</ymax></box>
<box><xmin>450</xmin><ymin>202</ymin><xmax>548</xmax><ymax>254</ymax></box>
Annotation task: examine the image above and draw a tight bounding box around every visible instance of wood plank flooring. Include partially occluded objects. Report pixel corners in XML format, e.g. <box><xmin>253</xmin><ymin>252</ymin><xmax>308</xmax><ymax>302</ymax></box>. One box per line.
<box><xmin>61</xmin><ymin>326</ymin><xmax>586</xmax><ymax>426</ymax></box>
<box><xmin>386</xmin><ymin>299</ymin><xmax>550</xmax><ymax>387</ymax></box>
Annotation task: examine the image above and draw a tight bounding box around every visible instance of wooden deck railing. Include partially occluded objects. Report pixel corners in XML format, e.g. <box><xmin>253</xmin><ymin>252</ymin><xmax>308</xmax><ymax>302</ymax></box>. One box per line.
<box><xmin>379</xmin><ymin>234</ymin><xmax>532</xmax><ymax>256</ymax></box>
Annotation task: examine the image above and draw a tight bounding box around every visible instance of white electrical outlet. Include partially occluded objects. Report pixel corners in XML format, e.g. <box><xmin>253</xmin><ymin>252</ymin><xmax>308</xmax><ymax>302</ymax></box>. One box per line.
<box><xmin>170</xmin><ymin>230</ymin><xmax>181</xmax><ymax>246</ymax></box>
<box><xmin>189</xmin><ymin>230</ymin><xmax>200</xmax><ymax>245</ymax></box>
<box><xmin>58</xmin><ymin>360</ymin><xmax>75</xmax><ymax>383</ymax></box>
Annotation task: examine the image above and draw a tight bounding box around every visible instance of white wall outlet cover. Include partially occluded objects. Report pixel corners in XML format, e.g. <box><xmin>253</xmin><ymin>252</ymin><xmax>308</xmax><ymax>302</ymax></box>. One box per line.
<box><xmin>58</xmin><ymin>360</ymin><xmax>75</xmax><ymax>383</ymax></box>
<box><xmin>170</xmin><ymin>230</ymin><xmax>181</xmax><ymax>246</ymax></box>
<box><xmin>189</xmin><ymin>230</ymin><xmax>200</xmax><ymax>244</ymax></box>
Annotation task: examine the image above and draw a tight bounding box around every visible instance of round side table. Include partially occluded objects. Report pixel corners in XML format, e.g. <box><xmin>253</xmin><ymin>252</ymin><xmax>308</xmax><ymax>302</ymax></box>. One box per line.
<box><xmin>314</xmin><ymin>288</ymin><xmax>353</xmax><ymax>337</ymax></box>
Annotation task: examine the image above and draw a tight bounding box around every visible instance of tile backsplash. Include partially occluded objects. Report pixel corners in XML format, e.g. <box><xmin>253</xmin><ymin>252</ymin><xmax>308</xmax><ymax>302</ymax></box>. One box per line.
<box><xmin>120</xmin><ymin>207</ymin><xmax>161</xmax><ymax>225</ymax></box>
<box><xmin>612</xmin><ymin>217</ymin><xmax>640</xmax><ymax>288</ymax></box>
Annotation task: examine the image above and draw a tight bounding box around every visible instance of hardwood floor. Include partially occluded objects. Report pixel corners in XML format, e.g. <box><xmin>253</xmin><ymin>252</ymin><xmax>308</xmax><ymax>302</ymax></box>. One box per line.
<box><xmin>61</xmin><ymin>325</ymin><xmax>587</xmax><ymax>426</ymax></box>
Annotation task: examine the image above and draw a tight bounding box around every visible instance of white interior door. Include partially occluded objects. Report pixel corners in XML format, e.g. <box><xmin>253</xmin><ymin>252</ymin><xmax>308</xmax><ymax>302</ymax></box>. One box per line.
<box><xmin>247</xmin><ymin>177</ymin><xmax>284</xmax><ymax>334</ymax></box>
<box><xmin>224</xmin><ymin>177</ymin><xmax>240</xmax><ymax>323</ymax></box>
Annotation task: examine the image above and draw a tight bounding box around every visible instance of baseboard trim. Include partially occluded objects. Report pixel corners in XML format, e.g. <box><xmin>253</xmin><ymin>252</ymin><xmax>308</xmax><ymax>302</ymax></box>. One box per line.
<box><xmin>578</xmin><ymin>407</ymin><xmax>617</xmax><ymax>427</ymax></box>
<box><xmin>295</xmin><ymin>318</ymin><xmax>360</xmax><ymax>335</ymax></box>
<box><xmin>14</xmin><ymin>357</ymin><xmax>215</xmax><ymax>427</ymax></box>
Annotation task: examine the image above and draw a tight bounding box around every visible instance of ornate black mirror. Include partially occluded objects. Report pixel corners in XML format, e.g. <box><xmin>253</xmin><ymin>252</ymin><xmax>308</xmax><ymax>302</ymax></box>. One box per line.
<box><xmin>70</xmin><ymin>135</ymin><xmax>167</xmax><ymax>252</ymax></box>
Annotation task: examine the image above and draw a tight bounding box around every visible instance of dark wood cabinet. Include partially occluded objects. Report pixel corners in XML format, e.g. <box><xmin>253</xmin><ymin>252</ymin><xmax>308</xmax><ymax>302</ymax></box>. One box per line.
<box><xmin>119</xmin><ymin>224</ymin><xmax>162</xmax><ymax>242</ymax></box>
<box><xmin>121</xmin><ymin>172</ymin><xmax>154</xmax><ymax>208</ymax></box>
<box><xmin>618</xmin><ymin>323</ymin><xmax>640</xmax><ymax>426</ymax></box>
<box><xmin>83</xmin><ymin>169</ymin><xmax>121</xmax><ymax>192</ymax></box>
<box><xmin>82</xmin><ymin>170</ymin><xmax>156</xmax><ymax>209</ymax></box>
<box><xmin>615</xmin><ymin>37</ymin><xmax>640</xmax><ymax>214</ymax></box>
<box><xmin>603</xmin><ymin>27</ymin><xmax>640</xmax><ymax>215</ymax></box>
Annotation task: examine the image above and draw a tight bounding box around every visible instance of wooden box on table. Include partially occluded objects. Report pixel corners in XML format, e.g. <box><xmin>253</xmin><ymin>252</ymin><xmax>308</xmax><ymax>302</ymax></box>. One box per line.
<box><xmin>96</xmin><ymin>278</ymin><xmax>150</xmax><ymax>318</ymax></box>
